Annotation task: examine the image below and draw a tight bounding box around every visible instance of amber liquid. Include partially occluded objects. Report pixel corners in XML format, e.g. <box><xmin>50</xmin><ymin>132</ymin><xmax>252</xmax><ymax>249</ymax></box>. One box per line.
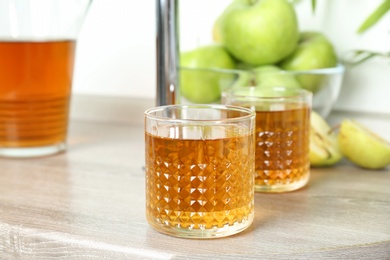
<box><xmin>254</xmin><ymin>105</ymin><xmax>310</xmax><ymax>192</ymax></box>
<box><xmin>0</xmin><ymin>40</ymin><xmax>76</xmax><ymax>148</ymax></box>
<box><xmin>145</xmin><ymin>130</ymin><xmax>254</xmax><ymax>233</ymax></box>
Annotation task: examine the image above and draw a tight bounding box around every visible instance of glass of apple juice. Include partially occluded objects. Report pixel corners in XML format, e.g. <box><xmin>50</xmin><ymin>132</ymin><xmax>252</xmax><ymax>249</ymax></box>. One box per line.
<box><xmin>222</xmin><ymin>86</ymin><xmax>312</xmax><ymax>193</ymax></box>
<box><xmin>144</xmin><ymin>104</ymin><xmax>256</xmax><ymax>238</ymax></box>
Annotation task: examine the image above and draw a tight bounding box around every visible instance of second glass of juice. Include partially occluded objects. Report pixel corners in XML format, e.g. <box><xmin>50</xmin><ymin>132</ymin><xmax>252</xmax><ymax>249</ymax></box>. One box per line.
<box><xmin>223</xmin><ymin>86</ymin><xmax>312</xmax><ymax>193</ymax></box>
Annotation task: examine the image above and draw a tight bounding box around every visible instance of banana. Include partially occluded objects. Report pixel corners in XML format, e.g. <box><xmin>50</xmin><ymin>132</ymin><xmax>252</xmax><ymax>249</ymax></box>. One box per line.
<box><xmin>310</xmin><ymin>111</ymin><xmax>343</xmax><ymax>167</ymax></box>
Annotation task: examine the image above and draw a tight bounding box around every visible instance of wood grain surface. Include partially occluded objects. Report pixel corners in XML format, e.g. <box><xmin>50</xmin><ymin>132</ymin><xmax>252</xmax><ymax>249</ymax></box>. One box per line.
<box><xmin>0</xmin><ymin>112</ymin><xmax>389</xmax><ymax>259</ymax></box>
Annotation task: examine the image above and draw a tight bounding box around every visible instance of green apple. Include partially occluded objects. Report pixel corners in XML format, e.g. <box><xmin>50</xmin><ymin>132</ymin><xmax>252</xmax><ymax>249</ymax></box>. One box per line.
<box><xmin>231</xmin><ymin>71</ymin><xmax>255</xmax><ymax>88</ymax></box>
<box><xmin>310</xmin><ymin>111</ymin><xmax>343</xmax><ymax>167</ymax></box>
<box><xmin>212</xmin><ymin>1</ymin><xmax>238</xmax><ymax>44</ymax></box>
<box><xmin>235</xmin><ymin>62</ymin><xmax>256</xmax><ymax>71</ymax></box>
<box><xmin>212</xmin><ymin>15</ymin><xmax>223</xmax><ymax>43</ymax></box>
<box><xmin>180</xmin><ymin>45</ymin><xmax>236</xmax><ymax>103</ymax></box>
<box><xmin>253</xmin><ymin>65</ymin><xmax>301</xmax><ymax>88</ymax></box>
<box><xmin>338</xmin><ymin>119</ymin><xmax>390</xmax><ymax>170</ymax></box>
<box><xmin>219</xmin><ymin>0</ymin><xmax>299</xmax><ymax>66</ymax></box>
<box><xmin>279</xmin><ymin>32</ymin><xmax>338</xmax><ymax>93</ymax></box>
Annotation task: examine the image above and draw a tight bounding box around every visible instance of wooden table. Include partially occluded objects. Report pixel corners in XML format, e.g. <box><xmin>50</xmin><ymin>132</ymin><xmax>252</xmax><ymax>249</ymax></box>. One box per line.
<box><xmin>0</xmin><ymin>103</ymin><xmax>389</xmax><ymax>259</ymax></box>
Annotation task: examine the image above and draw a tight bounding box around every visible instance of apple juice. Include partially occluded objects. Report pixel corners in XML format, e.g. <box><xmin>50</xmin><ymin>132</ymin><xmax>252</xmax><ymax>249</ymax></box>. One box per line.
<box><xmin>0</xmin><ymin>40</ymin><xmax>76</xmax><ymax>148</ymax></box>
<box><xmin>145</xmin><ymin>130</ymin><xmax>254</xmax><ymax>233</ymax></box>
<box><xmin>254</xmin><ymin>104</ymin><xmax>310</xmax><ymax>192</ymax></box>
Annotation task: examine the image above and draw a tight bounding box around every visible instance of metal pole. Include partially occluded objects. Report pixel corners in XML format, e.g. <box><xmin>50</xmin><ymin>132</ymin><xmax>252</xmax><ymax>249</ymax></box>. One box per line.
<box><xmin>156</xmin><ymin>0</ymin><xmax>179</xmax><ymax>106</ymax></box>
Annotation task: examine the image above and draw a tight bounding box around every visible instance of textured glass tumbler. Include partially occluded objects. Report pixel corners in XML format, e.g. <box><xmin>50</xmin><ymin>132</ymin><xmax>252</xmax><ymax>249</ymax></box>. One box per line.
<box><xmin>0</xmin><ymin>0</ymin><xmax>92</xmax><ymax>158</ymax></box>
<box><xmin>223</xmin><ymin>87</ymin><xmax>312</xmax><ymax>193</ymax></box>
<box><xmin>145</xmin><ymin>104</ymin><xmax>255</xmax><ymax>238</ymax></box>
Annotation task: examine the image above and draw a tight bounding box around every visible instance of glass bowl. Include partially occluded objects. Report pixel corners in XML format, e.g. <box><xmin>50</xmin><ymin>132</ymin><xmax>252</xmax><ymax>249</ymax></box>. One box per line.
<box><xmin>178</xmin><ymin>64</ymin><xmax>345</xmax><ymax>118</ymax></box>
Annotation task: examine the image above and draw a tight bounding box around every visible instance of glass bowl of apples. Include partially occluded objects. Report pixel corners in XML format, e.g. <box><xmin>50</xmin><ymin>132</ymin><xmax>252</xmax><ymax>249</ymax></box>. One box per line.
<box><xmin>179</xmin><ymin>63</ymin><xmax>344</xmax><ymax>118</ymax></box>
<box><xmin>177</xmin><ymin>0</ymin><xmax>345</xmax><ymax>118</ymax></box>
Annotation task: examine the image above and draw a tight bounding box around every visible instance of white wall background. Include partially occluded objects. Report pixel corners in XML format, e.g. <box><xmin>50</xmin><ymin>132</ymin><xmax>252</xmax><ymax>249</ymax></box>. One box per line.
<box><xmin>73</xmin><ymin>0</ymin><xmax>390</xmax><ymax>114</ymax></box>
<box><xmin>73</xmin><ymin>0</ymin><xmax>156</xmax><ymax>97</ymax></box>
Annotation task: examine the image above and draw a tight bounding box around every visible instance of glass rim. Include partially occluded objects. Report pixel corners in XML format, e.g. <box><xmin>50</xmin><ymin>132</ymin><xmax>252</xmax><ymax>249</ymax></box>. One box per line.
<box><xmin>179</xmin><ymin>63</ymin><xmax>345</xmax><ymax>76</ymax></box>
<box><xmin>222</xmin><ymin>86</ymin><xmax>313</xmax><ymax>101</ymax></box>
<box><xmin>144</xmin><ymin>104</ymin><xmax>255</xmax><ymax>124</ymax></box>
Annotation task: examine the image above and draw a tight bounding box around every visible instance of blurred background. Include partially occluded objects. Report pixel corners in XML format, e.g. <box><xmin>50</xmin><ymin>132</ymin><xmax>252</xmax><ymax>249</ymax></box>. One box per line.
<box><xmin>72</xmin><ymin>0</ymin><xmax>390</xmax><ymax>115</ymax></box>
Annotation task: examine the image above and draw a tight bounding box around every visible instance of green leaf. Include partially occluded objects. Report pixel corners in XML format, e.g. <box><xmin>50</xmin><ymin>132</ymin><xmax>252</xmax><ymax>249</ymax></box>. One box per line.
<box><xmin>311</xmin><ymin>0</ymin><xmax>317</xmax><ymax>13</ymax></box>
<box><xmin>357</xmin><ymin>0</ymin><xmax>390</xmax><ymax>33</ymax></box>
<box><xmin>342</xmin><ymin>50</ymin><xmax>390</xmax><ymax>67</ymax></box>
